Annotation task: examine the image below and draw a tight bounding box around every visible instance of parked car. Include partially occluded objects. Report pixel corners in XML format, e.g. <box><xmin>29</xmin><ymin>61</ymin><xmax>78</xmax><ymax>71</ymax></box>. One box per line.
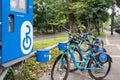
<box><xmin>115</xmin><ymin>28</ymin><xmax>120</xmax><ymax>34</ymax></box>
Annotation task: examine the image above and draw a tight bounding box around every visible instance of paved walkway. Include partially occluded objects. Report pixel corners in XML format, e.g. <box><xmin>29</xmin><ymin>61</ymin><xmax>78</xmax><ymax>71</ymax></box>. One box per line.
<box><xmin>102</xmin><ymin>31</ymin><xmax>120</xmax><ymax>80</ymax></box>
<box><xmin>34</xmin><ymin>32</ymin><xmax>68</xmax><ymax>41</ymax></box>
<box><xmin>39</xmin><ymin>31</ymin><xmax>120</xmax><ymax>80</ymax></box>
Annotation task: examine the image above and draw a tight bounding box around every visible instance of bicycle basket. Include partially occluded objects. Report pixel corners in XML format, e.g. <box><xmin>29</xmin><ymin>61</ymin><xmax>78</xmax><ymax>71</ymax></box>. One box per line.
<box><xmin>58</xmin><ymin>43</ymin><xmax>67</xmax><ymax>51</ymax></box>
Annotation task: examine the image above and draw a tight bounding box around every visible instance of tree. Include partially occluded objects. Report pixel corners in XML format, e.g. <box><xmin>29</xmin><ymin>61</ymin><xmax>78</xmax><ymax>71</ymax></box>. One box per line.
<box><xmin>46</xmin><ymin>0</ymin><xmax>67</xmax><ymax>33</ymax></box>
<box><xmin>61</xmin><ymin>0</ymin><xmax>87</xmax><ymax>33</ymax></box>
<box><xmin>111</xmin><ymin>0</ymin><xmax>120</xmax><ymax>35</ymax></box>
<box><xmin>79</xmin><ymin>0</ymin><xmax>112</xmax><ymax>35</ymax></box>
<box><xmin>116</xmin><ymin>0</ymin><xmax>120</xmax><ymax>7</ymax></box>
<box><xmin>110</xmin><ymin>0</ymin><xmax>116</xmax><ymax>35</ymax></box>
<box><xmin>34</xmin><ymin>0</ymin><xmax>87</xmax><ymax>33</ymax></box>
<box><xmin>34</xmin><ymin>0</ymin><xmax>47</xmax><ymax>33</ymax></box>
<box><xmin>33</xmin><ymin>0</ymin><xmax>113</xmax><ymax>35</ymax></box>
<box><xmin>115</xmin><ymin>15</ymin><xmax>120</xmax><ymax>28</ymax></box>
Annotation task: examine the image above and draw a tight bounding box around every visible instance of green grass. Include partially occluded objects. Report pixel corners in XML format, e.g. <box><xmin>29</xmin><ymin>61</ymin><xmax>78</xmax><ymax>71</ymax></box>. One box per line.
<box><xmin>33</xmin><ymin>37</ymin><xmax>67</xmax><ymax>50</ymax></box>
<box><xmin>23</xmin><ymin>37</ymin><xmax>68</xmax><ymax>80</ymax></box>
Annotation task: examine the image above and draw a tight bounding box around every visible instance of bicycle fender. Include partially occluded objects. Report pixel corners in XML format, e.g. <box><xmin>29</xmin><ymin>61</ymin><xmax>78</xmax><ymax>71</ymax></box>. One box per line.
<box><xmin>107</xmin><ymin>54</ymin><xmax>112</xmax><ymax>62</ymax></box>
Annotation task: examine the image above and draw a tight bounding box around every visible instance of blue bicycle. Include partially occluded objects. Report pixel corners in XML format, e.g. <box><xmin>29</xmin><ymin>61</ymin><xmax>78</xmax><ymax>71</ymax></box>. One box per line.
<box><xmin>51</xmin><ymin>28</ymin><xmax>112</xmax><ymax>80</ymax></box>
<box><xmin>79</xmin><ymin>32</ymin><xmax>104</xmax><ymax>52</ymax></box>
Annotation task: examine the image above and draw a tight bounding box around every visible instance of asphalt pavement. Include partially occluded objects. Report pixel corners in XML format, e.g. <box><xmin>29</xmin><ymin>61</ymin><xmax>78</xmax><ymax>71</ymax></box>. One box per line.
<box><xmin>39</xmin><ymin>31</ymin><xmax>120</xmax><ymax>80</ymax></box>
<box><xmin>33</xmin><ymin>32</ymin><xmax>68</xmax><ymax>41</ymax></box>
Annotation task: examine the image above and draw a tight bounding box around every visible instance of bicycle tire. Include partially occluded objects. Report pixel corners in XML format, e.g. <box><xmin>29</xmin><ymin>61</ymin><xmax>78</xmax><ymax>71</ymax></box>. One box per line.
<box><xmin>87</xmin><ymin>59</ymin><xmax>111</xmax><ymax>80</ymax></box>
<box><xmin>80</xmin><ymin>40</ymin><xmax>90</xmax><ymax>52</ymax></box>
<box><xmin>51</xmin><ymin>54</ymin><xmax>69</xmax><ymax>80</ymax></box>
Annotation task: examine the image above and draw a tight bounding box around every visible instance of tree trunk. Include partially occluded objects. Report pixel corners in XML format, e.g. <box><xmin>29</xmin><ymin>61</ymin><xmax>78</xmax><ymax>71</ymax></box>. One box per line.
<box><xmin>96</xmin><ymin>27</ymin><xmax>100</xmax><ymax>36</ymax></box>
<box><xmin>87</xmin><ymin>19</ymin><xmax>91</xmax><ymax>31</ymax></box>
<box><xmin>68</xmin><ymin>0</ymin><xmax>77</xmax><ymax>33</ymax></box>
<box><xmin>69</xmin><ymin>13</ymin><xmax>75</xmax><ymax>33</ymax></box>
<box><xmin>95</xmin><ymin>23</ymin><xmax>100</xmax><ymax>36</ymax></box>
<box><xmin>37</xmin><ymin>18</ymin><xmax>39</xmax><ymax>32</ymax></box>
<box><xmin>101</xmin><ymin>23</ymin><xmax>103</xmax><ymax>32</ymax></box>
<box><xmin>53</xmin><ymin>25</ymin><xmax>56</xmax><ymax>34</ymax></box>
<box><xmin>111</xmin><ymin>3</ymin><xmax>115</xmax><ymax>35</ymax></box>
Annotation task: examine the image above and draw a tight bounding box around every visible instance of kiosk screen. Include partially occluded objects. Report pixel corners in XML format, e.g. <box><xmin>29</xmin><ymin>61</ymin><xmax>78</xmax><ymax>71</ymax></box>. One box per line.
<box><xmin>10</xmin><ymin>0</ymin><xmax>27</xmax><ymax>13</ymax></box>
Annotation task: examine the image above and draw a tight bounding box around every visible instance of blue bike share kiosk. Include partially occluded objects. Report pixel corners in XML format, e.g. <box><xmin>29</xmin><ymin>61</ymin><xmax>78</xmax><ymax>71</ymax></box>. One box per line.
<box><xmin>0</xmin><ymin>0</ymin><xmax>33</xmax><ymax>65</ymax></box>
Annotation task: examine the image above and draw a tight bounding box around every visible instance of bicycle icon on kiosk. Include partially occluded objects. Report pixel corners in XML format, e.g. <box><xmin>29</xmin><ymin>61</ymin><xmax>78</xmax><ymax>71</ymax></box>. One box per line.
<box><xmin>23</xmin><ymin>25</ymin><xmax>32</xmax><ymax>50</ymax></box>
<box><xmin>21</xmin><ymin>21</ymin><xmax>33</xmax><ymax>55</ymax></box>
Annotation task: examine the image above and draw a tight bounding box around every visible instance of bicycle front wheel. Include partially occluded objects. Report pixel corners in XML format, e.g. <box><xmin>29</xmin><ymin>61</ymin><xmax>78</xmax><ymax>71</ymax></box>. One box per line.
<box><xmin>88</xmin><ymin>59</ymin><xmax>111</xmax><ymax>80</ymax></box>
<box><xmin>92</xmin><ymin>39</ymin><xmax>104</xmax><ymax>47</ymax></box>
<box><xmin>51</xmin><ymin>54</ymin><xmax>69</xmax><ymax>80</ymax></box>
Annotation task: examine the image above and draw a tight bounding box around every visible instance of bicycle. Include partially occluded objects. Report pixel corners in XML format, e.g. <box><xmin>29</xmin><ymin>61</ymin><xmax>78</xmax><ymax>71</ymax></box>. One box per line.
<box><xmin>64</xmin><ymin>27</ymin><xmax>105</xmax><ymax>72</ymax></box>
<box><xmin>79</xmin><ymin>32</ymin><xmax>104</xmax><ymax>52</ymax></box>
<box><xmin>51</xmin><ymin>29</ymin><xmax>112</xmax><ymax>80</ymax></box>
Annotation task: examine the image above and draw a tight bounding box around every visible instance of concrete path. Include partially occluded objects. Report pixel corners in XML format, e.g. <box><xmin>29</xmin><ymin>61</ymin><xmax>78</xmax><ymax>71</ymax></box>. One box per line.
<box><xmin>102</xmin><ymin>31</ymin><xmax>120</xmax><ymax>80</ymax></box>
<box><xmin>34</xmin><ymin>32</ymin><xmax>68</xmax><ymax>41</ymax></box>
<box><xmin>39</xmin><ymin>31</ymin><xmax>120</xmax><ymax>80</ymax></box>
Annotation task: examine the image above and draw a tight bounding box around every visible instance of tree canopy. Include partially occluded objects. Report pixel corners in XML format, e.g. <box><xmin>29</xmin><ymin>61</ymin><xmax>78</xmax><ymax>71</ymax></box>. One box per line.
<box><xmin>116</xmin><ymin>0</ymin><xmax>120</xmax><ymax>7</ymax></box>
<box><xmin>115</xmin><ymin>15</ymin><xmax>120</xmax><ymax>28</ymax></box>
<box><xmin>34</xmin><ymin>0</ymin><xmax>113</xmax><ymax>35</ymax></box>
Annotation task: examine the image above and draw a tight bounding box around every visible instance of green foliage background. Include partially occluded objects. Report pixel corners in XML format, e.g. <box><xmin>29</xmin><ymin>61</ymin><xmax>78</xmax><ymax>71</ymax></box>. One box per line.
<box><xmin>34</xmin><ymin>0</ymin><xmax>114</xmax><ymax>34</ymax></box>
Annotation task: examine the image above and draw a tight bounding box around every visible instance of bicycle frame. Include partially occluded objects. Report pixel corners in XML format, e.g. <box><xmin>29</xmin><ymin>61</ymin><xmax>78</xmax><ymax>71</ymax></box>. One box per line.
<box><xmin>54</xmin><ymin>27</ymin><xmax>111</xmax><ymax>80</ymax></box>
<box><xmin>58</xmin><ymin>42</ymin><xmax>103</xmax><ymax>71</ymax></box>
<box><xmin>77</xmin><ymin>43</ymin><xmax>103</xmax><ymax>70</ymax></box>
<box><xmin>80</xmin><ymin>32</ymin><xmax>103</xmax><ymax>47</ymax></box>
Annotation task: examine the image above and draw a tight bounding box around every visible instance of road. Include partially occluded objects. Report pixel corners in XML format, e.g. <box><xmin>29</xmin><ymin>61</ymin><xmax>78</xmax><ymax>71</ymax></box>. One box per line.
<box><xmin>34</xmin><ymin>32</ymin><xmax>68</xmax><ymax>41</ymax></box>
<box><xmin>39</xmin><ymin>31</ymin><xmax>120</xmax><ymax>80</ymax></box>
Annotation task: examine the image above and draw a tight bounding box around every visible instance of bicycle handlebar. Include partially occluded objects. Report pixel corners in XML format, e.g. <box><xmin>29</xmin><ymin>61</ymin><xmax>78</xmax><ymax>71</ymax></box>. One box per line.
<box><xmin>62</xmin><ymin>26</ymin><xmax>70</xmax><ymax>32</ymax></box>
<box><xmin>62</xmin><ymin>26</ymin><xmax>72</xmax><ymax>36</ymax></box>
<box><xmin>87</xmin><ymin>43</ymin><xmax>99</xmax><ymax>48</ymax></box>
<box><xmin>62</xmin><ymin>27</ymin><xmax>99</xmax><ymax>45</ymax></box>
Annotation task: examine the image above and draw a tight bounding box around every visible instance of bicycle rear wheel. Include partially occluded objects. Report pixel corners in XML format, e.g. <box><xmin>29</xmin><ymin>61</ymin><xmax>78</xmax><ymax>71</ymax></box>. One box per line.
<box><xmin>51</xmin><ymin>54</ymin><xmax>69</xmax><ymax>80</ymax></box>
<box><xmin>88</xmin><ymin>59</ymin><xmax>111</xmax><ymax>80</ymax></box>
